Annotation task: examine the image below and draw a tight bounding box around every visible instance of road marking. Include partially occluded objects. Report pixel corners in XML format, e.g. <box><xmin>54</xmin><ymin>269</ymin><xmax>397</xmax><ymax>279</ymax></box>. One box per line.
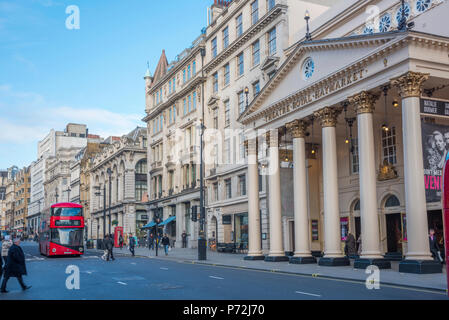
<box><xmin>160</xmin><ymin>267</ymin><xmax>169</xmax><ymax>270</ymax></box>
<box><xmin>209</xmin><ymin>276</ymin><xmax>224</xmax><ymax>280</ymax></box>
<box><xmin>295</xmin><ymin>291</ymin><xmax>322</xmax><ymax>297</ymax></box>
<box><xmin>117</xmin><ymin>282</ymin><xmax>127</xmax><ymax>286</ymax></box>
<box><xmin>131</xmin><ymin>262</ymin><xmax>137</xmax><ymax>265</ymax></box>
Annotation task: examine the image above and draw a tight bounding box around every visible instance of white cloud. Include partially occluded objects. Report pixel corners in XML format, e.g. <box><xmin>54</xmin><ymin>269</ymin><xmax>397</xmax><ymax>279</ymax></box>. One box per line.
<box><xmin>0</xmin><ymin>84</ymin><xmax>144</xmax><ymax>145</ymax></box>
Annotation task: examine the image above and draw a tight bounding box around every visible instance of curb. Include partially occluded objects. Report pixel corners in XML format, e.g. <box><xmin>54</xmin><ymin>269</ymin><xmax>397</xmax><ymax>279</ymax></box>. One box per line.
<box><xmin>86</xmin><ymin>250</ymin><xmax>447</xmax><ymax>294</ymax></box>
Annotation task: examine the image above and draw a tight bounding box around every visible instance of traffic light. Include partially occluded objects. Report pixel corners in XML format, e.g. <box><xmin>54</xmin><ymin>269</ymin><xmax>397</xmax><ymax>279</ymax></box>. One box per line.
<box><xmin>191</xmin><ymin>206</ymin><xmax>198</xmax><ymax>222</ymax></box>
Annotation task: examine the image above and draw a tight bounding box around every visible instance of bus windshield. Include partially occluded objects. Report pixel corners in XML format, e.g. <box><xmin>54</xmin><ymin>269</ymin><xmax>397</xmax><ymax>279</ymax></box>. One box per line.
<box><xmin>51</xmin><ymin>228</ymin><xmax>83</xmax><ymax>247</ymax></box>
<box><xmin>52</xmin><ymin>207</ymin><xmax>82</xmax><ymax>217</ymax></box>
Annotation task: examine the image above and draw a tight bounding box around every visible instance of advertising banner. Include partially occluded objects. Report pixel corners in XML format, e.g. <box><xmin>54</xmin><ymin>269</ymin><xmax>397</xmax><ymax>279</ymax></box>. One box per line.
<box><xmin>422</xmin><ymin>122</ymin><xmax>449</xmax><ymax>203</ymax></box>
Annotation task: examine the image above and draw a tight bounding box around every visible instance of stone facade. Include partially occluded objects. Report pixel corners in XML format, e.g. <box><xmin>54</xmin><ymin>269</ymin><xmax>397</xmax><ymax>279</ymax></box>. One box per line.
<box><xmin>13</xmin><ymin>167</ymin><xmax>31</xmax><ymax>234</ymax></box>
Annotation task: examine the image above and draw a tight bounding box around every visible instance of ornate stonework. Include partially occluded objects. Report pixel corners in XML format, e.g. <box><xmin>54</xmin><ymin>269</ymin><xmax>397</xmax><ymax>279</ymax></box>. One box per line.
<box><xmin>314</xmin><ymin>107</ymin><xmax>343</xmax><ymax>128</ymax></box>
<box><xmin>348</xmin><ymin>91</ymin><xmax>379</xmax><ymax>114</ymax></box>
<box><xmin>244</xmin><ymin>139</ymin><xmax>258</xmax><ymax>155</ymax></box>
<box><xmin>286</xmin><ymin>119</ymin><xmax>309</xmax><ymax>139</ymax></box>
<box><xmin>390</xmin><ymin>71</ymin><xmax>429</xmax><ymax>98</ymax></box>
<box><xmin>265</xmin><ymin>129</ymin><xmax>281</xmax><ymax>147</ymax></box>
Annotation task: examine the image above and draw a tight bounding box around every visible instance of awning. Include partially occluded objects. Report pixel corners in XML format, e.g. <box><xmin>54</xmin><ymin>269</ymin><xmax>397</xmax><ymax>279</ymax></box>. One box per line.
<box><xmin>159</xmin><ymin>216</ymin><xmax>176</xmax><ymax>226</ymax></box>
<box><xmin>141</xmin><ymin>221</ymin><xmax>156</xmax><ymax>229</ymax></box>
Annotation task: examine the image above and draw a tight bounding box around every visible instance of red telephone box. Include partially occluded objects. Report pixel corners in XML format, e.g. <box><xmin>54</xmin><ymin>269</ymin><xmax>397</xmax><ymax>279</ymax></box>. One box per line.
<box><xmin>441</xmin><ymin>158</ymin><xmax>449</xmax><ymax>296</ymax></box>
<box><xmin>114</xmin><ymin>227</ymin><xmax>124</xmax><ymax>248</ymax></box>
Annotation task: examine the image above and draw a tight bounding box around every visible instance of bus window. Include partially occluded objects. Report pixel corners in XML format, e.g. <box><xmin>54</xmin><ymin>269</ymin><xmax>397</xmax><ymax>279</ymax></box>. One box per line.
<box><xmin>52</xmin><ymin>207</ymin><xmax>82</xmax><ymax>217</ymax></box>
<box><xmin>51</xmin><ymin>229</ymin><xmax>83</xmax><ymax>246</ymax></box>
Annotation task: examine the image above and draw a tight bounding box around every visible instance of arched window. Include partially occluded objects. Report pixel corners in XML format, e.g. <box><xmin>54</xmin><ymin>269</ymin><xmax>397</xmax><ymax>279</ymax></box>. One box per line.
<box><xmin>385</xmin><ymin>195</ymin><xmax>400</xmax><ymax>208</ymax></box>
<box><xmin>136</xmin><ymin>160</ymin><xmax>147</xmax><ymax>174</ymax></box>
<box><xmin>353</xmin><ymin>199</ymin><xmax>360</xmax><ymax>211</ymax></box>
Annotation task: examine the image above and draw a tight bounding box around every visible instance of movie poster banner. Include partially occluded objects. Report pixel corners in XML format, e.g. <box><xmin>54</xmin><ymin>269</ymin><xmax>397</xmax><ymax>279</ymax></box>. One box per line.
<box><xmin>422</xmin><ymin>122</ymin><xmax>449</xmax><ymax>203</ymax></box>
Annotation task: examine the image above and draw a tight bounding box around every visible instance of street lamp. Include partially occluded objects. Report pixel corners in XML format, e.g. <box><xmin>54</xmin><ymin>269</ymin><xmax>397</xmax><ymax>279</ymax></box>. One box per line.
<box><xmin>65</xmin><ymin>186</ymin><xmax>71</xmax><ymax>203</ymax></box>
<box><xmin>107</xmin><ymin>168</ymin><xmax>112</xmax><ymax>236</ymax></box>
<box><xmin>55</xmin><ymin>188</ymin><xmax>59</xmax><ymax>203</ymax></box>
<box><xmin>198</xmin><ymin>46</ymin><xmax>207</xmax><ymax>261</ymax></box>
<box><xmin>304</xmin><ymin>10</ymin><xmax>312</xmax><ymax>41</ymax></box>
<box><xmin>244</xmin><ymin>87</ymin><xmax>249</xmax><ymax>110</ymax></box>
<box><xmin>94</xmin><ymin>184</ymin><xmax>106</xmax><ymax>240</ymax></box>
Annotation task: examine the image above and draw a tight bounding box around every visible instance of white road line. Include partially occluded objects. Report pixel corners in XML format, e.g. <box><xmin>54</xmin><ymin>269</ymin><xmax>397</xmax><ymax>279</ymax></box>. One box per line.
<box><xmin>117</xmin><ymin>282</ymin><xmax>128</xmax><ymax>286</ymax></box>
<box><xmin>131</xmin><ymin>262</ymin><xmax>137</xmax><ymax>265</ymax></box>
<box><xmin>160</xmin><ymin>267</ymin><xmax>169</xmax><ymax>270</ymax></box>
<box><xmin>295</xmin><ymin>291</ymin><xmax>322</xmax><ymax>297</ymax></box>
<box><xmin>209</xmin><ymin>276</ymin><xmax>224</xmax><ymax>280</ymax></box>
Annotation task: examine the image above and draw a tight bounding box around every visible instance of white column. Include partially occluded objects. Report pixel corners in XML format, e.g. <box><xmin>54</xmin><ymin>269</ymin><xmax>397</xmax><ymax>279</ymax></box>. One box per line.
<box><xmin>286</xmin><ymin>120</ymin><xmax>313</xmax><ymax>258</ymax></box>
<box><xmin>392</xmin><ymin>72</ymin><xmax>433</xmax><ymax>261</ymax></box>
<box><xmin>315</xmin><ymin>107</ymin><xmax>344</xmax><ymax>258</ymax></box>
<box><xmin>267</xmin><ymin>130</ymin><xmax>286</xmax><ymax>258</ymax></box>
<box><xmin>349</xmin><ymin>92</ymin><xmax>383</xmax><ymax>259</ymax></box>
<box><xmin>246</xmin><ymin>138</ymin><xmax>263</xmax><ymax>258</ymax></box>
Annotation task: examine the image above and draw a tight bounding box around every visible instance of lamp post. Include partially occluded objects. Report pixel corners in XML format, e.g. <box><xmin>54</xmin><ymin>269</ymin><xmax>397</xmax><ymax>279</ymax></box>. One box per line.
<box><xmin>304</xmin><ymin>10</ymin><xmax>312</xmax><ymax>41</ymax></box>
<box><xmin>94</xmin><ymin>185</ymin><xmax>106</xmax><ymax>240</ymax></box>
<box><xmin>244</xmin><ymin>87</ymin><xmax>249</xmax><ymax>110</ymax></box>
<box><xmin>107</xmin><ymin>168</ymin><xmax>112</xmax><ymax>236</ymax></box>
<box><xmin>198</xmin><ymin>46</ymin><xmax>207</xmax><ymax>261</ymax></box>
<box><xmin>65</xmin><ymin>187</ymin><xmax>71</xmax><ymax>203</ymax></box>
<box><xmin>55</xmin><ymin>188</ymin><xmax>59</xmax><ymax>204</ymax></box>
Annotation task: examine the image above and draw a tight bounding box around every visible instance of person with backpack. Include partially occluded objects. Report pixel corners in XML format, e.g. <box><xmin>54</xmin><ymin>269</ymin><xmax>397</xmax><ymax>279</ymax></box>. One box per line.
<box><xmin>161</xmin><ymin>234</ymin><xmax>170</xmax><ymax>256</ymax></box>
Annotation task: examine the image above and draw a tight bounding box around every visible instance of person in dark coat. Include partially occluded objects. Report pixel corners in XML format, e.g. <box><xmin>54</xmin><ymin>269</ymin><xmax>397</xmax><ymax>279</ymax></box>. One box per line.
<box><xmin>148</xmin><ymin>232</ymin><xmax>154</xmax><ymax>251</ymax></box>
<box><xmin>1</xmin><ymin>238</ymin><xmax>31</xmax><ymax>293</ymax></box>
<box><xmin>161</xmin><ymin>234</ymin><xmax>170</xmax><ymax>256</ymax></box>
<box><xmin>429</xmin><ymin>228</ymin><xmax>441</xmax><ymax>261</ymax></box>
<box><xmin>129</xmin><ymin>233</ymin><xmax>136</xmax><ymax>257</ymax></box>
<box><xmin>105</xmin><ymin>235</ymin><xmax>115</xmax><ymax>261</ymax></box>
<box><xmin>182</xmin><ymin>231</ymin><xmax>187</xmax><ymax>248</ymax></box>
<box><xmin>344</xmin><ymin>233</ymin><xmax>357</xmax><ymax>257</ymax></box>
<box><xmin>119</xmin><ymin>234</ymin><xmax>124</xmax><ymax>250</ymax></box>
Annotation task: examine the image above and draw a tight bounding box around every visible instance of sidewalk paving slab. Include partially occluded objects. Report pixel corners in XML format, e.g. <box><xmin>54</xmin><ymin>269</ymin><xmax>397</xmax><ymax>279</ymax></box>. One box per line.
<box><xmin>89</xmin><ymin>247</ymin><xmax>448</xmax><ymax>293</ymax></box>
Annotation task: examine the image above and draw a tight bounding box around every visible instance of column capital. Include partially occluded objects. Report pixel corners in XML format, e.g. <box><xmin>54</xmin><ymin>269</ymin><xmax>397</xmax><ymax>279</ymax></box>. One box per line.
<box><xmin>286</xmin><ymin>120</ymin><xmax>309</xmax><ymax>139</ymax></box>
<box><xmin>348</xmin><ymin>91</ymin><xmax>379</xmax><ymax>114</ymax></box>
<box><xmin>244</xmin><ymin>139</ymin><xmax>258</xmax><ymax>155</ymax></box>
<box><xmin>390</xmin><ymin>71</ymin><xmax>429</xmax><ymax>98</ymax></box>
<box><xmin>314</xmin><ymin>107</ymin><xmax>343</xmax><ymax>127</ymax></box>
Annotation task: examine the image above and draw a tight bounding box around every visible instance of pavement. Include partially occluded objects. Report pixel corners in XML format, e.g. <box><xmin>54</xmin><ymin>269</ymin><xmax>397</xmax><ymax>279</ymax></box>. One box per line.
<box><xmin>92</xmin><ymin>245</ymin><xmax>449</xmax><ymax>292</ymax></box>
<box><xmin>0</xmin><ymin>241</ymin><xmax>447</xmax><ymax>300</ymax></box>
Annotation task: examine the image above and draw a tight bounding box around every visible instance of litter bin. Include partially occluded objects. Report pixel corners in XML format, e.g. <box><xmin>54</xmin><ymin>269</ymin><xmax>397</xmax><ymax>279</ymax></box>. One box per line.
<box><xmin>198</xmin><ymin>237</ymin><xmax>207</xmax><ymax>261</ymax></box>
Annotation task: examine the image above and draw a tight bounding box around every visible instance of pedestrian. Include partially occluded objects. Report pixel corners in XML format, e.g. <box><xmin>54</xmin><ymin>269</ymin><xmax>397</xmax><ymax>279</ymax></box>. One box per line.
<box><xmin>182</xmin><ymin>230</ymin><xmax>187</xmax><ymax>248</ymax></box>
<box><xmin>1</xmin><ymin>238</ymin><xmax>32</xmax><ymax>293</ymax></box>
<box><xmin>119</xmin><ymin>234</ymin><xmax>124</xmax><ymax>250</ymax></box>
<box><xmin>162</xmin><ymin>234</ymin><xmax>170</xmax><ymax>256</ymax></box>
<box><xmin>105</xmin><ymin>235</ymin><xmax>115</xmax><ymax>261</ymax></box>
<box><xmin>148</xmin><ymin>232</ymin><xmax>154</xmax><ymax>251</ymax></box>
<box><xmin>2</xmin><ymin>235</ymin><xmax>12</xmax><ymax>266</ymax></box>
<box><xmin>429</xmin><ymin>228</ymin><xmax>443</xmax><ymax>263</ymax></box>
<box><xmin>344</xmin><ymin>233</ymin><xmax>357</xmax><ymax>257</ymax></box>
<box><xmin>129</xmin><ymin>233</ymin><xmax>136</xmax><ymax>257</ymax></box>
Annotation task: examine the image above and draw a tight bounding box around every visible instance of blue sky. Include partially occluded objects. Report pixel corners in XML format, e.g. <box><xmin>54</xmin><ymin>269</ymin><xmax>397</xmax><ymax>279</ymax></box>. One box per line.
<box><xmin>0</xmin><ymin>0</ymin><xmax>209</xmax><ymax>169</ymax></box>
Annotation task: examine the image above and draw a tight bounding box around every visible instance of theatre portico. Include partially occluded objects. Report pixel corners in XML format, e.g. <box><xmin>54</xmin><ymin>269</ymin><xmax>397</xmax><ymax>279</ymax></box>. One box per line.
<box><xmin>239</xmin><ymin>26</ymin><xmax>449</xmax><ymax>273</ymax></box>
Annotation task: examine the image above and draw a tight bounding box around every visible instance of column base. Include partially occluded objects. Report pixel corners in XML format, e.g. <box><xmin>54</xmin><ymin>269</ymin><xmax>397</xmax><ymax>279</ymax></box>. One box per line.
<box><xmin>244</xmin><ymin>255</ymin><xmax>265</xmax><ymax>261</ymax></box>
<box><xmin>354</xmin><ymin>258</ymin><xmax>391</xmax><ymax>269</ymax></box>
<box><xmin>318</xmin><ymin>257</ymin><xmax>350</xmax><ymax>267</ymax></box>
<box><xmin>348</xmin><ymin>255</ymin><xmax>360</xmax><ymax>260</ymax></box>
<box><xmin>383</xmin><ymin>252</ymin><xmax>403</xmax><ymax>261</ymax></box>
<box><xmin>289</xmin><ymin>256</ymin><xmax>317</xmax><ymax>264</ymax></box>
<box><xmin>399</xmin><ymin>260</ymin><xmax>442</xmax><ymax>274</ymax></box>
<box><xmin>264</xmin><ymin>255</ymin><xmax>290</xmax><ymax>262</ymax></box>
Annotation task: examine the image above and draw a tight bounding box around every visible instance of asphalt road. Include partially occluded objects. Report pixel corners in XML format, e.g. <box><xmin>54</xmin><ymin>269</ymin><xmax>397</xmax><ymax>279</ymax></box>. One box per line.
<box><xmin>0</xmin><ymin>241</ymin><xmax>447</xmax><ymax>300</ymax></box>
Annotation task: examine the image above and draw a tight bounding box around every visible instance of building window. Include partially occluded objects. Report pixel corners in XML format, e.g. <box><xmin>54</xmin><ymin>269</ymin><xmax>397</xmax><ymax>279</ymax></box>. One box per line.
<box><xmin>173</xmin><ymin>77</ymin><xmax>176</xmax><ymax>92</ymax></box>
<box><xmin>379</xmin><ymin>14</ymin><xmax>391</xmax><ymax>32</ymax></box>
<box><xmin>416</xmin><ymin>0</ymin><xmax>431</xmax><ymax>13</ymax></box>
<box><xmin>183</xmin><ymin>98</ymin><xmax>187</xmax><ymax>115</ymax></box>
<box><xmin>236</xmin><ymin>13</ymin><xmax>243</xmax><ymax>37</ymax></box>
<box><xmin>188</xmin><ymin>95</ymin><xmax>192</xmax><ymax>113</ymax></box>
<box><xmin>268</xmin><ymin>0</ymin><xmax>275</xmax><ymax>11</ymax></box>
<box><xmin>252</xmin><ymin>40</ymin><xmax>260</xmax><ymax>66</ymax></box>
<box><xmin>187</xmin><ymin>64</ymin><xmax>191</xmax><ymax>80</ymax></box>
<box><xmin>213</xmin><ymin>109</ymin><xmax>219</xmax><ymax>129</ymax></box>
<box><xmin>223</xmin><ymin>26</ymin><xmax>229</xmax><ymax>49</ymax></box>
<box><xmin>396</xmin><ymin>2</ymin><xmax>411</xmax><ymax>25</ymax></box>
<box><xmin>183</xmin><ymin>69</ymin><xmax>186</xmax><ymax>83</ymax></box>
<box><xmin>238</xmin><ymin>91</ymin><xmax>245</xmax><ymax>114</ymax></box>
<box><xmin>169</xmin><ymin>80</ymin><xmax>172</xmax><ymax>94</ymax></box>
<box><xmin>268</xmin><ymin>27</ymin><xmax>276</xmax><ymax>55</ymax></box>
<box><xmin>213</xmin><ymin>72</ymin><xmax>219</xmax><ymax>93</ymax></box>
<box><xmin>224</xmin><ymin>63</ymin><xmax>230</xmax><ymax>86</ymax></box>
<box><xmin>193</xmin><ymin>92</ymin><xmax>197</xmax><ymax>110</ymax></box>
<box><xmin>225</xmin><ymin>179</ymin><xmax>232</xmax><ymax>199</ymax></box>
<box><xmin>302</xmin><ymin>57</ymin><xmax>315</xmax><ymax>80</ymax></box>
<box><xmin>382</xmin><ymin>127</ymin><xmax>397</xmax><ymax>165</ymax></box>
<box><xmin>251</xmin><ymin>0</ymin><xmax>259</xmax><ymax>25</ymax></box>
<box><xmin>350</xmin><ymin>138</ymin><xmax>359</xmax><ymax>174</ymax></box>
<box><xmin>237</xmin><ymin>52</ymin><xmax>244</xmax><ymax>76</ymax></box>
<box><xmin>225</xmin><ymin>100</ymin><xmax>230</xmax><ymax>127</ymax></box>
<box><xmin>213</xmin><ymin>183</ymin><xmax>218</xmax><ymax>202</ymax></box>
<box><xmin>253</xmin><ymin>81</ymin><xmax>260</xmax><ymax>97</ymax></box>
<box><xmin>239</xmin><ymin>175</ymin><xmax>246</xmax><ymax>196</ymax></box>
<box><xmin>224</xmin><ymin>139</ymin><xmax>231</xmax><ymax>164</ymax></box>
<box><xmin>212</xmin><ymin>37</ymin><xmax>217</xmax><ymax>58</ymax></box>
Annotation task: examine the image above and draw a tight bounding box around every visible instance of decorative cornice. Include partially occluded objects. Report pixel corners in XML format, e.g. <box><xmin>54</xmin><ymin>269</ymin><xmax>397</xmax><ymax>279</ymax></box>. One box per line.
<box><xmin>390</xmin><ymin>71</ymin><xmax>430</xmax><ymax>98</ymax></box>
<box><xmin>348</xmin><ymin>91</ymin><xmax>379</xmax><ymax>115</ymax></box>
<box><xmin>314</xmin><ymin>107</ymin><xmax>343</xmax><ymax>128</ymax></box>
<box><xmin>286</xmin><ymin>119</ymin><xmax>309</xmax><ymax>139</ymax></box>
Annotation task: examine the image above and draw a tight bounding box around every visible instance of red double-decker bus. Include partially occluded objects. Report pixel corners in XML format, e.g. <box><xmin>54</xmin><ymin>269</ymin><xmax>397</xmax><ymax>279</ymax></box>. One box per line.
<box><xmin>39</xmin><ymin>203</ymin><xmax>85</xmax><ymax>257</ymax></box>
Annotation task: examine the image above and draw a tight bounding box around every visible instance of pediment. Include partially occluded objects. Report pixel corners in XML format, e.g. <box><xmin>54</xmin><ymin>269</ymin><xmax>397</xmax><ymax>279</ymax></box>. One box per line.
<box><xmin>207</xmin><ymin>95</ymin><xmax>220</xmax><ymax>107</ymax></box>
<box><xmin>239</xmin><ymin>32</ymin><xmax>404</xmax><ymax>123</ymax></box>
<box><xmin>260</xmin><ymin>56</ymin><xmax>280</xmax><ymax>72</ymax></box>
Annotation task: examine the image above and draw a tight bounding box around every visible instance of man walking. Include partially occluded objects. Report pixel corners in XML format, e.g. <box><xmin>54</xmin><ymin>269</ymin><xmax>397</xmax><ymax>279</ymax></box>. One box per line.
<box><xmin>429</xmin><ymin>228</ymin><xmax>442</xmax><ymax>262</ymax></box>
<box><xmin>119</xmin><ymin>234</ymin><xmax>124</xmax><ymax>250</ymax></box>
<box><xmin>148</xmin><ymin>232</ymin><xmax>154</xmax><ymax>251</ymax></box>
<box><xmin>162</xmin><ymin>234</ymin><xmax>170</xmax><ymax>256</ymax></box>
<box><xmin>105</xmin><ymin>235</ymin><xmax>115</xmax><ymax>261</ymax></box>
<box><xmin>129</xmin><ymin>233</ymin><xmax>136</xmax><ymax>257</ymax></box>
<box><xmin>1</xmin><ymin>238</ymin><xmax>31</xmax><ymax>293</ymax></box>
<box><xmin>182</xmin><ymin>231</ymin><xmax>187</xmax><ymax>248</ymax></box>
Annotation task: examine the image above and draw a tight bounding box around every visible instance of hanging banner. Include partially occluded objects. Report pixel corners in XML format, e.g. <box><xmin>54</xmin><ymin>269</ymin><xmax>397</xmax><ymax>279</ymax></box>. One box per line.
<box><xmin>422</xmin><ymin>122</ymin><xmax>449</xmax><ymax>203</ymax></box>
